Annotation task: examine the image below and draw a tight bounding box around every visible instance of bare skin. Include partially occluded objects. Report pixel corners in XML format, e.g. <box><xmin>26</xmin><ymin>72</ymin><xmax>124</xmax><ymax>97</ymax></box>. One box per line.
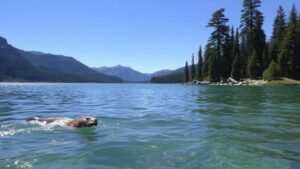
<box><xmin>26</xmin><ymin>117</ymin><xmax>98</xmax><ymax>128</ymax></box>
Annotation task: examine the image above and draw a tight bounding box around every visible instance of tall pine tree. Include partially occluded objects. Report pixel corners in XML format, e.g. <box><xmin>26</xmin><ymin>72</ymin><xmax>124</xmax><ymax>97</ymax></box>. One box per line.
<box><xmin>240</xmin><ymin>35</ymin><xmax>248</xmax><ymax>77</ymax></box>
<box><xmin>262</xmin><ymin>41</ymin><xmax>270</xmax><ymax>70</ymax></box>
<box><xmin>184</xmin><ymin>61</ymin><xmax>190</xmax><ymax>82</ymax></box>
<box><xmin>278</xmin><ymin>4</ymin><xmax>299</xmax><ymax>78</ymax></box>
<box><xmin>208</xmin><ymin>53</ymin><xmax>219</xmax><ymax>82</ymax></box>
<box><xmin>206</xmin><ymin>8</ymin><xmax>229</xmax><ymax>82</ymax></box>
<box><xmin>191</xmin><ymin>53</ymin><xmax>196</xmax><ymax>80</ymax></box>
<box><xmin>202</xmin><ymin>44</ymin><xmax>213</xmax><ymax>79</ymax></box>
<box><xmin>196</xmin><ymin>46</ymin><xmax>203</xmax><ymax>80</ymax></box>
<box><xmin>249</xmin><ymin>10</ymin><xmax>266</xmax><ymax>78</ymax></box>
<box><xmin>296</xmin><ymin>12</ymin><xmax>300</xmax><ymax>79</ymax></box>
<box><xmin>269</xmin><ymin>6</ymin><xmax>286</xmax><ymax>62</ymax></box>
<box><xmin>222</xmin><ymin>26</ymin><xmax>235</xmax><ymax>78</ymax></box>
<box><xmin>240</xmin><ymin>0</ymin><xmax>262</xmax><ymax>57</ymax></box>
<box><xmin>247</xmin><ymin>51</ymin><xmax>261</xmax><ymax>79</ymax></box>
<box><xmin>231</xmin><ymin>29</ymin><xmax>243</xmax><ymax>80</ymax></box>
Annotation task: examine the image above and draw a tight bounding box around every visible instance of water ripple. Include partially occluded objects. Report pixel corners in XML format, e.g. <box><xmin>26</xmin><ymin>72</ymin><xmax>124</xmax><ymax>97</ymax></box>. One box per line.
<box><xmin>0</xmin><ymin>83</ymin><xmax>299</xmax><ymax>169</ymax></box>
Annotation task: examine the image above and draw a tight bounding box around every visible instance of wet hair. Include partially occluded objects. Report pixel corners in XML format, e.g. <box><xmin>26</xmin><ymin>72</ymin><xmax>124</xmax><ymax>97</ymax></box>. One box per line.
<box><xmin>26</xmin><ymin>117</ymin><xmax>38</xmax><ymax>122</ymax></box>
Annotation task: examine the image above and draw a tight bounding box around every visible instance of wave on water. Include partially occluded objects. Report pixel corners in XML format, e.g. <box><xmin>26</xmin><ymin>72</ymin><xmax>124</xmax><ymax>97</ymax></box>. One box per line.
<box><xmin>5</xmin><ymin>159</ymin><xmax>37</xmax><ymax>169</ymax></box>
<box><xmin>27</xmin><ymin>118</ymin><xmax>73</xmax><ymax>128</ymax></box>
<box><xmin>0</xmin><ymin>119</ymin><xmax>72</xmax><ymax>137</ymax></box>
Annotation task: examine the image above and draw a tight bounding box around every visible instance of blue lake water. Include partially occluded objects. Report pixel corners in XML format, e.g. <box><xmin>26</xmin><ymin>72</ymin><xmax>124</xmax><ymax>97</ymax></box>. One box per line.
<box><xmin>0</xmin><ymin>83</ymin><xmax>299</xmax><ymax>169</ymax></box>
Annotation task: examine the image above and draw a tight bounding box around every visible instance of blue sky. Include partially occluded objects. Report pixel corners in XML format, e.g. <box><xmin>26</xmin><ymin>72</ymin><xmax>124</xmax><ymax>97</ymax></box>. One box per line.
<box><xmin>0</xmin><ymin>0</ymin><xmax>298</xmax><ymax>73</ymax></box>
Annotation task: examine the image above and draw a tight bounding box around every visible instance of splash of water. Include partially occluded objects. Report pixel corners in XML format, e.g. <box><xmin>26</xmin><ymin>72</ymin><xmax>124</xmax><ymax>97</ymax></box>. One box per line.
<box><xmin>0</xmin><ymin>119</ymin><xmax>73</xmax><ymax>137</ymax></box>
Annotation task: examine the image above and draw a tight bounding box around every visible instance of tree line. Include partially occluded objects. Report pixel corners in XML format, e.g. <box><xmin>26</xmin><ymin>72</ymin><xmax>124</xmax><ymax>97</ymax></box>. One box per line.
<box><xmin>184</xmin><ymin>0</ymin><xmax>300</xmax><ymax>83</ymax></box>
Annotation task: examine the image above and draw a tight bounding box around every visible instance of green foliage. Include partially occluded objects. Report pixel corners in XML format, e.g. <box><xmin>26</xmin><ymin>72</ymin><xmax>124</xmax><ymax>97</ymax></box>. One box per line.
<box><xmin>152</xmin><ymin>2</ymin><xmax>299</xmax><ymax>83</ymax></box>
<box><xmin>239</xmin><ymin>0</ymin><xmax>267</xmax><ymax>79</ymax></box>
<box><xmin>196</xmin><ymin>46</ymin><xmax>203</xmax><ymax>80</ymax></box>
<box><xmin>263</xmin><ymin>60</ymin><xmax>279</xmax><ymax>81</ymax></box>
<box><xmin>191</xmin><ymin>53</ymin><xmax>196</xmax><ymax>80</ymax></box>
<box><xmin>207</xmin><ymin>8</ymin><xmax>229</xmax><ymax>58</ymax></box>
<box><xmin>184</xmin><ymin>61</ymin><xmax>190</xmax><ymax>82</ymax></box>
<box><xmin>247</xmin><ymin>51</ymin><xmax>262</xmax><ymax>79</ymax></box>
<box><xmin>278</xmin><ymin>4</ymin><xmax>299</xmax><ymax>78</ymax></box>
<box><xmin>222</xmin><ymin>27</ymin><xmax>235</xmax><ymax>78</ymax></box>
<box><xmin>231</xmin><ymin>54</ymin><xmax>243</xmax><ymax>81</ymax></box>
<box><xmin>208</xmin><ymin>54</ymin><xmax>219</xmax><ymax>82</ymax></box>
<box><xmin>202</xmin><ymin>44</ymin><xmax>212</xmax><ymax>78</ymax></box>
<box><xmin>252</xmin><ymin>11</ymin><xmax>266</xmax><ymax>72</ymax></box>
<box><xmin>295</xmin><ymin>11</ymin><xmax>300</xmax><ymax>79</ymax></box>
<box><xmin>240</xmin><ymin>0</ymin><xmax>262</xmax><ymax>56</ymax></box>
<box><xmin>206</xmin><ymin>8</ymin><xmax>229</xmax><ymax>82</ymax></box>
<box><xmin>262</xmin><ymin>43</ymin><xmax>270</xmax><ymax>70</ymax></box>
<box><xmin>151</xmin><ymin>73</ymin><xmax>184</xmax><ymax>83</ymax></box>
<box><xmin>269</xmin><ymin>6</ymin><xmax>286</xmax><ymax>62</ymax></box>
<box><xmin>231</xmin><ymin>29</ymin><xmax>243</xmax><ymax>81</ymax></box>
<box><xmin>239</xmin><ymin>35</ymin><xmax>248</xmax><ymax>78</ymax></box>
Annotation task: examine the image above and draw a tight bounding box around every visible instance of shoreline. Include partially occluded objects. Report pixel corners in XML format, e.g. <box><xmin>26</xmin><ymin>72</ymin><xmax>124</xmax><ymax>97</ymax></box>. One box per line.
<box><xmin>184</xmin><ymin>78</ymin><xmax>300</xmax><ymax>86</ymax></box>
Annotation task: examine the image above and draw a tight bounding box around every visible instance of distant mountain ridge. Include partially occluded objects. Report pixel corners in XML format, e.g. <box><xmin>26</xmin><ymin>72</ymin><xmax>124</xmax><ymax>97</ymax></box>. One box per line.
<box><xmin>0</xmin><ymin>36</ymin><xmax>47</xmax><ymax>81</ymax></box>
<box><xmin>0</xmin><ymin>36</ymin><xmax>123</xmax><ymax>83</ymax></box>
<box><xmin>0</xmin><ymin>35</ymin><xmax>183</xmax><ymax>83</ymax></box>
<box><xmin>94</xmin><ymin>65</ymin><xmax>150</xmax><ymax>82</ymax></box>
<box><xmin>94</xmin><ymin>65</ymin><xmax>177</xmax><ymax>82</ymax></box>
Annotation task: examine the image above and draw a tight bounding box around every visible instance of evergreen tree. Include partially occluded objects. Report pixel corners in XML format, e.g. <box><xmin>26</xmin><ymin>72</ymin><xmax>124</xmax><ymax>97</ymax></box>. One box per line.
<box><xmin>196</xmin><ymin>46</ymin><xmax>203</xmax><ymax>80</ymax></box>
<box><xmin>207</xmin><ymin>8</ymin><xmax>229</xmax><ymax>60</ymax></box>
<box><xmin>202</xmin><ymin>44</ymin><xmax>212</xmax><ymax>78</ymax></box>
<box><xmin>263</xmin><ymin>60</ymin><xmax>279</xmax><ymax>81</ymax></box>
<box><xmin>222</xmin><ymin>26</ymin><xmax>235</xmax><ymax>78</ymax></box>
<box><xmin>296</xmin><ymin>12</ymin><xmax>300</xmax><ymax>79</ymax></box>
<box><xmin>233</xmin><ymin>29</ymin><xmax>240</xmax><ymax>56</ymax></box>
<box><xmin>240</xmin><ymin>0</ymin><xmax>262</xmax><ymax>57</ymax></box>
<box><xmin>247</xmin><ymin>51</ymin><xmax>262</xmax><ymax>79</ymax></box>
<box><xmin>278</xmin><ymin>4</ymin><xmax>299</xmax><ymax>78</ymax></box>
<box><xmin>206</xmin><ymin>8</ymin><xmax>229</xmax><ymax>81</ymax></box>
<box><xmin>269</xmin><ymin>6</ymin><xmax>286</xmax><ymax>62</ymax></box>
<box><xmin>231</xmin><ymin>29</ymin><xmax>243</xmax><ymax>80</ymax></box>
<box><xmin>151</xmin><ymin>73</ymin><xmax>184</xmax><ymax>83</ymax></box>
<box><xmin>184</xmin><ymin>61</ymin><xmax>190</xmax><ymax>82</ymax></box>
<box><xmin>208</xmin><ymin>54</ymin><xmax>219</xmax><ymax>82</ymax></box>
<box><xmin>262</xmin><ymin>42</ymin><xmax>270</xmax><ymax>70</ymax></box>
<box><xmin>191</xmin><ymin>53</ymin><xmax>196</xmax><ymax>80</ymax></box>
<box><xmin>240</xmin><ymin>35</ymin><xmax>248</xmax><ymax>77</ymax></box>
<box><xmin>251</xmin><ymin>10</ymin><xmax>266</xmax><ymax>76</ymax></box>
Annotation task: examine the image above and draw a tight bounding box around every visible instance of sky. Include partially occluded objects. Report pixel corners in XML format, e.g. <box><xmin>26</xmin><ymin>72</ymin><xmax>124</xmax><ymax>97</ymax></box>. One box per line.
<box><xmin>0</xmin><ymin>0</ymin><xmax>298</xmax><ymax>73</ymax></box>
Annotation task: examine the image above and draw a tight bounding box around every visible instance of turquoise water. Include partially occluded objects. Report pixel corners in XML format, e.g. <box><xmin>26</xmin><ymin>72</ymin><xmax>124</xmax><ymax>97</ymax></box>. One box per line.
<box><xmin>0</xmin><ymin>83</ymin><xmax>299</xmax><ymax>169</ymax></box>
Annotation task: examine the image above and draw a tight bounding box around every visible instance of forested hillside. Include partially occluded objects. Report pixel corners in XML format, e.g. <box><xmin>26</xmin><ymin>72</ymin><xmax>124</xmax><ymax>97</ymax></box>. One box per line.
<box><xmin>0</xmin><ymin>36</ymin><xmax>123</xmax><ymax>83</ymax></box>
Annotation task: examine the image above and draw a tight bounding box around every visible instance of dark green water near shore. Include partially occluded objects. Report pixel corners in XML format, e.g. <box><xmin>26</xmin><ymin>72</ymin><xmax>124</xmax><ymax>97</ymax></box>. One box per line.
<box><xmin>0</xmin><ymin>83</ymin><xmax>299</xmax><ymax>169</ymax></box>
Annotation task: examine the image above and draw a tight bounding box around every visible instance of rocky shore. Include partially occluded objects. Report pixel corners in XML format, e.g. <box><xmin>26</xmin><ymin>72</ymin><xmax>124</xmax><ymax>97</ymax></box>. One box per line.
<box><xmin>184</xmin><ymin>77</ymin><xmax>268</xmax><ymax>86</ymax></box>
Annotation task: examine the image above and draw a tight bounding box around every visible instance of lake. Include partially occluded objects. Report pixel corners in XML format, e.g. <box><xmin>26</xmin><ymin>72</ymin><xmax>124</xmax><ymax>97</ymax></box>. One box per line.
<box><xmin>0</xmin><ymin>83</ymin><xmax>299</xmax><ymax>169</ymax></box>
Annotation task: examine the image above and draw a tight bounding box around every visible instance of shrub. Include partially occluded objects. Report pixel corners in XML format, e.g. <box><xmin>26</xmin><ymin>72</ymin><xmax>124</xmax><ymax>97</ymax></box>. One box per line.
<box><xmin>263</xmin><ymin>60</ymin><xmax>279</xmax><ymax>81</ymax></box>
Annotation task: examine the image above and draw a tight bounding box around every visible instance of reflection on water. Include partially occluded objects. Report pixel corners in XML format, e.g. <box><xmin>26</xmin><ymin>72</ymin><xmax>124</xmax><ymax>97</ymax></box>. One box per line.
<box><xmin>77</xmin><ymin>128</ymin><xmax>98</xmax><ymax>143</ymax></box>
<box><xmin>196</xmin><ymin>86</ymin><xmax>300</xmax><ymax>169</ymax></box>
<box><xmin>0</xmin><ymin>83</ymin><xmax>299</xmax><ymax>169</ymax></box>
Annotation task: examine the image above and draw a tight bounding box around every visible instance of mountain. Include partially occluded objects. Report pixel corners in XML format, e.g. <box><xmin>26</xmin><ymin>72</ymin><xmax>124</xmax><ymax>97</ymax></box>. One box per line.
<box><xmin>18</xmin><ymin>50</ymin><xmax>122</xmax><ymax>83</ymax></box>
<box><xmin>150</xmin><ymin>72</ymin><xmax>184</xmax><ymax>83</ymax></box>
<box><xmin>150</xmin><ymin>67</ymin><xmax>186</xmax><ymax>84</ymax></box>
<box><xmin>94</xmin><ymin>65</ymin><xmax>150</xmax><ymax>82</ymax></box>
<box><xmin>0</xmin><ymin>36</ymin><xmax>123</xmax><ymax>82</ymax></box>
<box><xmin>0</xmin><ymin>36</ymin><xmax>48</xmax><ymax>81</ymax></box>
<box><xmin>94</xmin><ymin>65</ymin><xmax>182</xmax><ymax>82</ymax></box>
<box><xmin>147</xmin><ymin>69</ymin><xmax>174</xmax><ymax>77</ymax></box>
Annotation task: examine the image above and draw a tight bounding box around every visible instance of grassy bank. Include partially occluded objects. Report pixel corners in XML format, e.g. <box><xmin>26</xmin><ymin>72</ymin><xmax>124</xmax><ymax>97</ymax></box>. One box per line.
<box><xmin>267</xmin><ymin>78</ymin><xmax>300</xmax><ymax>86</ymax></box>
